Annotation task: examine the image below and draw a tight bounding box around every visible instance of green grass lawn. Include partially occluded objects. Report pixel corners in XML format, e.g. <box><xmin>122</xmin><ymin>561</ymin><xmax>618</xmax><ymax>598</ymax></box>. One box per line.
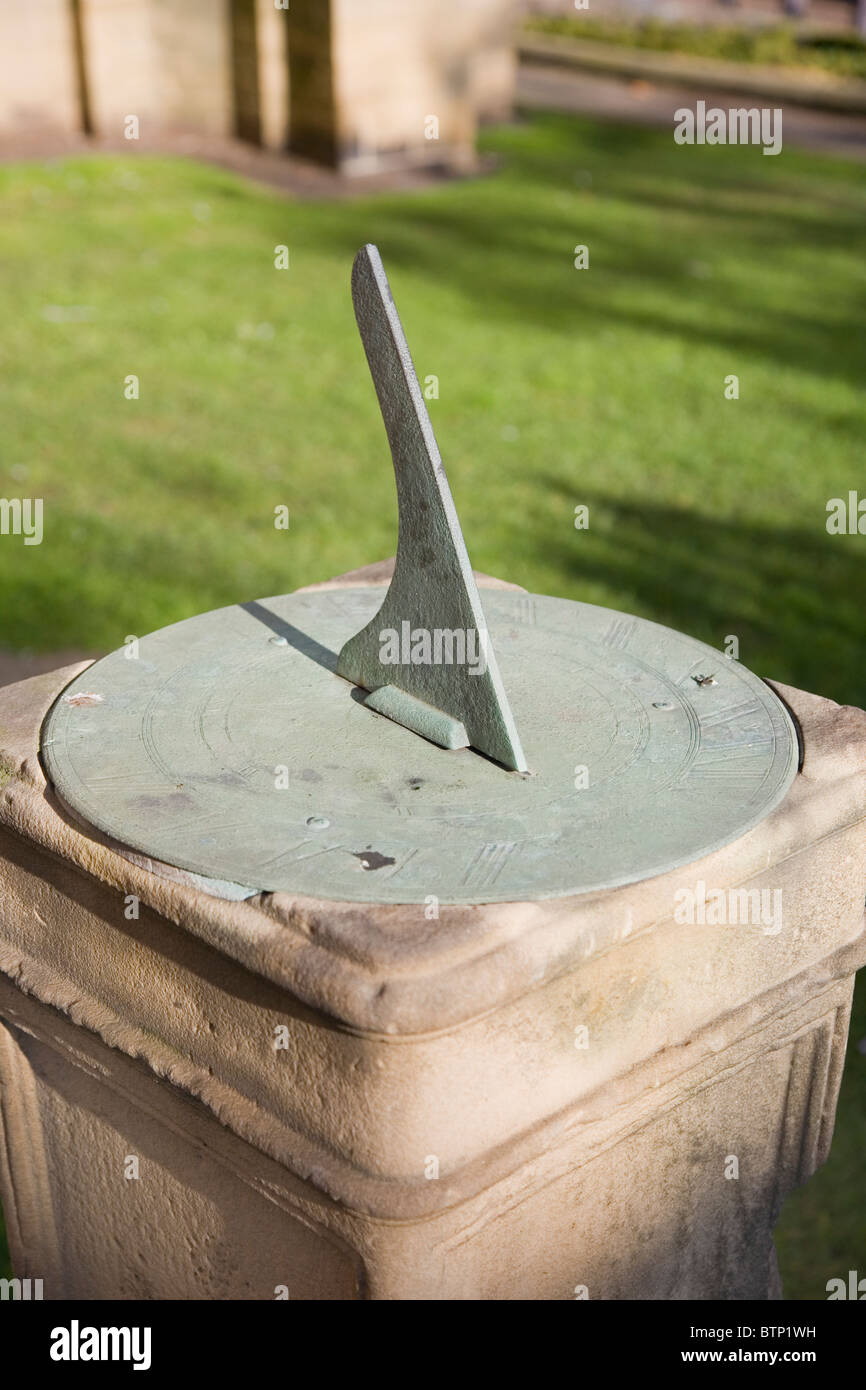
<box><xmin>0</xmin><ymin>112</ymin><xmax>864</xmax><ymax>1296</ymax></box>
<box><xmin>528</xmin><ymin>15</ymin><xmax>866</xmax><ymax>81</ymax></box>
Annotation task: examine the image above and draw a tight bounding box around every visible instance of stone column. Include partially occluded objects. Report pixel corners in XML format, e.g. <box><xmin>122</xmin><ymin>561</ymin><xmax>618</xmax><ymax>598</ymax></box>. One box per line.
<box><xmin>287</xmin><ymin>0</ymin><xmax>518</xmax><ymax>175</ymax></box>
<box><xmin>80</xmin><ymin>0</ymin><xmax>234</xmax><ymax>141</ymax></box>
<box><xmin>0</xmin><ymin>565</ymin><xmax>864</xmax><ymax>1299</ymax></box>
<box><xmin>0</xmin><ymin>0</ymin><xmax>82</xmax><ymax>138</ymax></box>
<box><xmin>255</xmin><ymin>0</ymin><xmax>290</xmax><ymax>153</ymax></box>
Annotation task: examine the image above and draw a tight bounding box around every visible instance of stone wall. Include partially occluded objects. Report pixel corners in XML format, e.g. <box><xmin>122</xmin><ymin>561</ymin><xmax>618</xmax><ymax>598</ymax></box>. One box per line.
<box><xmin>0</xmin><ymin>0</ymin><xmax>81</xmax><ymax>136</ymax></box>
<box><xmin>291</xmin><ymin>0</ymin><xmax>517</xmax><ymax>173</ymax></box>
<box><xmin>0</xmin><ymin>0</ymin><xmax>515</xmax><ymax>169</ymax></box>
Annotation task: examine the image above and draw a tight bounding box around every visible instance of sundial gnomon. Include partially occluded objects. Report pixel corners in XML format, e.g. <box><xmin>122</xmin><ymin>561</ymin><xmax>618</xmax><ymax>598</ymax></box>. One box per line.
<box><xmin>42</xmin><ymin>246</ymin><xmax>798</xmax><ymax>904</ymax></box>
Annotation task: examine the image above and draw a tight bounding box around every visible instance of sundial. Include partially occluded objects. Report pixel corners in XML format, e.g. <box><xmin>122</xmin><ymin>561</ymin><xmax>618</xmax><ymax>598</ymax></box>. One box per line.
<box><xmin>41</xmin><ymin>246</ymin><xmax>799</xmax><ymax>906</ymax></box>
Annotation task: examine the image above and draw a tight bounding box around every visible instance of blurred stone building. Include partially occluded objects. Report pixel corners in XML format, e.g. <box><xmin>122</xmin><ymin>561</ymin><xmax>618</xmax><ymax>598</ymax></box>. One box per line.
<box><xmin>0</xmin><ymin>0</ymin><xmax>517</xmax><ymax>173</ymax></box>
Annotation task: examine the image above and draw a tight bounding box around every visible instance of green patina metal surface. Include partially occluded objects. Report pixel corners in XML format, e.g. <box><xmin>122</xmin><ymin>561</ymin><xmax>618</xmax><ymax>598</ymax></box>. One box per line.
<box><xmin>41</xmin><ymin>586</ymin><xmax>798</xmax><ymax>905</ymax></box>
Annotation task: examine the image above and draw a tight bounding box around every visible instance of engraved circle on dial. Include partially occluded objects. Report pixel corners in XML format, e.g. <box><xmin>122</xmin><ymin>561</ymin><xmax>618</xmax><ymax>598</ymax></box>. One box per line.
<box><xmin>41</xmin><ymin>586</ymin><xmax>798</xmax><ymax>904</ymax></box>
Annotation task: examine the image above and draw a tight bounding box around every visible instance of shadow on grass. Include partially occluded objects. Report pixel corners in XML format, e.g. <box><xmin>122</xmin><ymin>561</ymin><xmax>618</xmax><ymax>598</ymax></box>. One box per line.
<box><xmin>301</xmin><ymin>114</ymin><xmax>866</xmax><ymax>394</ymax></box>
<box><xmin>520</xmin><ymin>482</ymin><xmax>865</xmax><ymax>709</ymax></box>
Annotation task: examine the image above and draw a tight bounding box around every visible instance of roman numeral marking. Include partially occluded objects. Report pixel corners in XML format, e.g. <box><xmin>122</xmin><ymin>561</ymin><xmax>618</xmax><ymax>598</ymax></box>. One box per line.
<box><xmin>462</xmin><ymin>841</ymin><xmax>517</xmax><ymax>888</ymax></box>
<box><xmin>291</xmin><ymin>841</ymin><xmax>343</xmax><ymax>863</ymax></box>
<box><xmin>512</xmin><ymin>597</ymin><xmax>536</xmax><ymax>625</ymax></box>
<box><xmin>602</xmin><ymin>616</ymin><xmax>636</xmax><ymax>649</ymax></box>
<box><xmin>384</xmin><ymin>848</ymin><xmax>419</xmax><ymax>878</ymax></box>
<box><xmin>683</xmin><ymin>757</ymin><xmax>766</xmax><ymax>796</ymax></box>
<box><xmin>698</xmin><ymin>697</ymin><xmax>763</xmax><ymax>730</ymax></box>
<box><xmin>85</xmin><ymin>773</ymin><xmax>173</xmax><ymax>793</ymax></box>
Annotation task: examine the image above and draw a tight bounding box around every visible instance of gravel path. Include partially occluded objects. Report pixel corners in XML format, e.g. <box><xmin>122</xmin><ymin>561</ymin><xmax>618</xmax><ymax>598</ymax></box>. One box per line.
<box><xmin>518</xmin><ymin>62</ymin><xmax>866</xmax><ymax>157</ymax></box>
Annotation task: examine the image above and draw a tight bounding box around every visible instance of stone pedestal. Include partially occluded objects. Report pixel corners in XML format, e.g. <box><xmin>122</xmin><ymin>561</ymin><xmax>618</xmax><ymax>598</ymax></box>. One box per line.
<box><xmin>0</xmin><ymin>566</ymin><xmax>865</xmax><ymax>1300</ymax></box>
